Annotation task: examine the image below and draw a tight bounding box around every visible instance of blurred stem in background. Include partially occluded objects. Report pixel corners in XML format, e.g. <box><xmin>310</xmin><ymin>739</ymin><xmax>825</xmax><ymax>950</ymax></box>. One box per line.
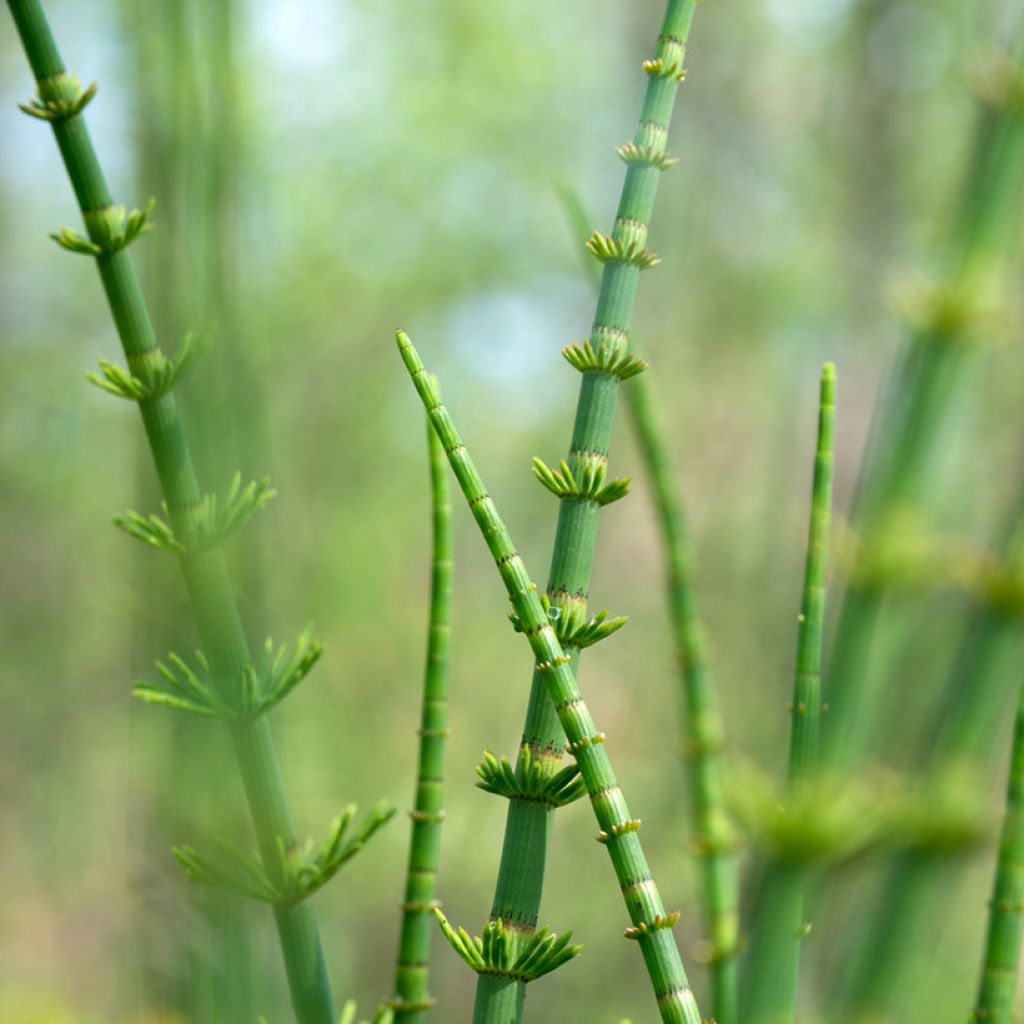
<box><xmin>121</xmin><ymin>0</ymin><xmax>266</xmax><ymax>1018</ymax></box>
<box><xmin>3</xmin><ymin>2</ymin><xmax>398</xmax><ymax>1022</ymax></box>
<box><xmin>822</xmin><ymin>39</ymin><xmax>1024</xmax><ymax>776</ymax></box>
<box><xmin>833</xmin><ymin>474</ymin><xmax>1024</xmax><ymax>1022</ymax></box>
<box><xmin>740</xmin><ymin>366</ymin><xmax>836</xmax><ymax>1024</ymax></box>
<box><xmin>558</xmin><ymin>183</ymin><xmax>739</xmax><ymax>1022</ymax></box>
<box><xmin>820</xmin><ymin>37</ymin><xmax>1024</xmax><ymax>1024</ymax></box>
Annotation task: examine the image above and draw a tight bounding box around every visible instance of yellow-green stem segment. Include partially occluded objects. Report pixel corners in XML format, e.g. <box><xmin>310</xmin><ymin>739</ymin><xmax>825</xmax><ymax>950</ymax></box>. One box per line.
<box><xmin>396</xmin><ymin>330</ymin><xmax>703</xmax><ymax>1024</ymax></box>
<box><xmin>390</xmin><ymin>419</ymin><xmax>453</xmax><ymax>1022</ymax></box>
<box><xmin>6</xmin><ymin>2</ymin><xmax>335</xmax><ymax>1020</ymax></box>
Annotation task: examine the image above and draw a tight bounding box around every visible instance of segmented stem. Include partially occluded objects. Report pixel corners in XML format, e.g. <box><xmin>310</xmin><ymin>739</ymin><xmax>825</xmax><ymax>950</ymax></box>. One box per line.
<box><xmin>390</xmin><ymin>419</ymin><xmax>453</xmax><ymax>1023</ymax></box>
<box><xmin>6</xmin><ymin>3</ymin><xmax>335</xmax><ymax>1020</ymax></box>
<box><xmin>630</xmin><ymin>368</ymin><xmax>740</xmax><ymax>1021</ymax></box>
<box><xmin>562</xmin><ymin>180</ymin><xmax>739</xmax><ymax>1023</ymax></box>
<box><xmin>741</xmin><ymin>366</ymin><xmax>836</xmax><ymax>1024</ymax></box>
<box><xmin>470</xmin><ymin>3</ymin><xmax>698</xmax><ymax>1021</ymax></box>
<box><xmin>787</xmin><ymin>365</ymin><xmax>836</xmax><ymax>785</ymax></box>
<box><xmin>972</xmin><ymin>680</ymin><xmax>1024</xmax><ymax>1024</ymax></box>
<box><xmin>397</xmin><ymin>332</ymin><xmax>703</xmax><ymax>1024</ymax></box>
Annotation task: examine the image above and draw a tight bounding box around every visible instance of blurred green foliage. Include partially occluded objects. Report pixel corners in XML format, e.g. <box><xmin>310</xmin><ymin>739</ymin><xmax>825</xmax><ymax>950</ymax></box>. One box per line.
<box><xmin>1</xmin><ymin>0</ymin><xmax>1023</xmax><ymax>1022</ymax></box>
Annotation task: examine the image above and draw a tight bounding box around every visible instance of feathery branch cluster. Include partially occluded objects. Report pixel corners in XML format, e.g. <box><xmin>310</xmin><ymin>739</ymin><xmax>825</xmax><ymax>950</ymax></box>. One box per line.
<box><xmin>509</xmin><ymin>590</ymin><xmax>628</xmax><ymax>650</ymax></box>
<box><xmin>476</xmin><ymin>746</ymin><xmax>586</xmax><ymax>807</ymax></box>
<box><xmin>585</xmin><ymin>230</ymin><xmax>661</xmax><ymax>270</ymax></box>
<box><xmin>434</xmin><ymin>911</ymin><xmax>582</xmax><ymax>982</ymax></box>
<box><xmin>614</xmin><ymin>141</ymin><xmax>679</xmax><ymax>171</ymax></box>
<box><xmin>114</xmin><ymin>472</ymin><xmax>276</xmax><ymax>555</ymax></box>
<box><xmin>174</xmin><ymin>802</ymin><xmax>396</xmax><ymax>906</ymax></box>
<box><xmin>19</xmin><ymin>73</ymin><xmax>95</xmax><ymax>120</ymax></box>
<box><xmin>52</xmin><ymin>198</ymin><xmax>155</xmax><ymax>256</ymax></box>
<box><xmin>532</xmin><ymin>455</ymin><xmax>631</xmax><ymax>506</ymax></box>
<box><xmin>87</xmin><ymin>331</ymin><xmax>203</xmax><ymax>401</ymax></box>
<box><xmin>561</xmin><ymin>338</ymin><xmax>648</xmax><ymax>380</ymax></box>
<box><xmin>133</xmin><ymin>629</ymin><xmax>323</xmax><ymax>720</ymax></box>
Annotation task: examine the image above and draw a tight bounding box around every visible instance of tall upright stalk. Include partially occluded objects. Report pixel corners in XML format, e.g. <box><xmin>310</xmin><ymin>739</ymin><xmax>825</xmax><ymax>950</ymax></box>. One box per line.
<box><xmin>464</xmin><ymin>3</ymin><xmax>699</xmax><ymax>1021</ymax></box>
<box><xmin>389</xmin><ymin>419</ymin><xmax>453</xmax><ymax>1023</ymax></box>
<box><xmin>972</xmin><ymin>679</ymin><xmax>1024</xmax><ymax>1024</ymax></box>
<box><xmin>821</xmin><ymin>43</ymin><xmax>1024</xmax><ymax>774</ymax></box>
<box><xmin>6</xmin><ymin>3</ymin><xmax>391</xmax><ymax>1022</ymax></box>
<box><xmin>560</xmin><ymin>184</ymin><xmax>739</xmax><ymax>1024</ymax></box>
<box><xmin>740</xmin><ymin>366</ymin><xmax>836</xmax><ymax>1024</ymax></box>
<box><xmin>397</xmin><ymin>331</ymin><xmax>704</xmax><ymax>1024</ymax></box>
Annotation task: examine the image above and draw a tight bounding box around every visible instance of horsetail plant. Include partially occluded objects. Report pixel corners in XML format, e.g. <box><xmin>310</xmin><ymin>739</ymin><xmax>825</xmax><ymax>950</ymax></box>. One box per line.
<box><xmin>388</xmin><ymin>418</ymin><xmax>454</xmax><ymax>1023</ymax></box>
<box><xmin>6</xmin><ymin>2</ymin><xmax>394</xmax><ymax>1021</ymax></box>
<box><xmin>445</xmin><ymin>1</ymin><xmax>701</xmax><ymax>1021</ymax></box>
<box><xmin>560</xmin><ymin>181</ymin><xmax>740</xmax><ymax>1024</ymax></box>
<box><xmin>396</xmin><ymin>331</ymin><xmax>703</xmax><ymax>1024</ymax></box>
<box><xmin>740</xmin><ymin>365</ymin><xmax>836</xmax><ymax>1024</ymax></box>
<box><xmin>822</xmin><ymin>40</ymin><xmax>1024</xmax><ymax>775</ymax></box>
<box><xmin>971</xmin><ymin>680</ymin><xmax>1024</xmax><ymax>1024</ymax></box>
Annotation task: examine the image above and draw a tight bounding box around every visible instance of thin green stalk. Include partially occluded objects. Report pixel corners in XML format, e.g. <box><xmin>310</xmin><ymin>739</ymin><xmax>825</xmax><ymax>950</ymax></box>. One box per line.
<box><xmin>466</xmin><ymin>4</ymin><xmax>698</xmax><ymax>1021</ymax></box>
<box><xmin>786</xmin><ymin>366</ymin><xmax>836</xmax><ymax>786</ymax></box>
<box><xmin>561</xmin><ymin>181</ymin><xmax>739</xmax><ymax>1024</ymax></box>
<box><xmin>6</xmin><ymin>4</ymin><xmax>391</xmax><ymax>1021</ymax></box>
<box><xmin>390</xmin><ymin>419</ymin><xmax>453</xmax><ymax>1023</ymax></box>
<box><xmin>630</xmin><ymin>368</ymin><xmax>740</xmax><ymax>1024</ymax></box>
<box><xmin>821</xmin><ymin>44</ymin><xmax>1024</xmax><ymax>774</ymax></box>
<box><xmin>740</xmin><ymin>366</ymin><xmax>836</xmax><ymax>1024</ymax></box>
<box><xmin>972</xmin><ymin>680</ymin><xmax>1024</xmax><ymax>1024</ymax></box>
<box><xmin>397</xmin><ymin>331</ymin><xmax>703</xmax><ymax>1024</ymax></box>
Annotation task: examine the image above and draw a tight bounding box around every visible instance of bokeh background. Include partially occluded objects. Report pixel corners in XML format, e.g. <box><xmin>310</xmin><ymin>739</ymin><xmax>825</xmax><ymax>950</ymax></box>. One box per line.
<box><xmin>1</xmin><ymin>0</ymin><xmax>1023</xmax><ymax>1022</ymax></box>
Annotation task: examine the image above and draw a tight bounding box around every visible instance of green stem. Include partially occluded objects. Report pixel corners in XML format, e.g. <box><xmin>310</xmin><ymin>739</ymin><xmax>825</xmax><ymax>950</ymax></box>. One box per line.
<box><xmin>391</xmin><ymin>419</ymin><xmax>453</xmax><ymax>1023</ymax></box>
<box><xmin>741</xmin><ymin>366</ymin><xmax>836</xmax><ymax>1024</ymax></box>
<box><xmin>786</xmin><ymin>366</ymin><xmax>836</xmax><ymax>785</ymax></box>
<box><xmin>821</xmin><ymin>44</ymin><xmax>1024</xmax><ymax>774</ymax></box>
<box><xmin>627</xmin><ymin>369</ymin><xmax>740</xmax><ymax>1023</ymax></box>
<box><xmin>560</xmin><ymin>181</ymin><xmax>740</xmax><ymax>1024</ymax></box>
<box><xmin>972</xmin><ymin>680</ymin><xmax>1024</xmax><ymax>1024</ymax></box>
<box><xmin>823</xmin><ymin>42</ymin><xmax>1024</xmax><ymax>1022</ymax></box>
<box><xmin>6</xmin><ymin>3</ymin><xmax>334</xmax><ymax>1021</ymax></box>
<box><xmin>472</xmin><ymin>3</ymin><xmax>698</xmax><ymax>1020</ymax></box>
<box><xmin>397</xmin><ymin>331</ymin><xmax>704</xmax><ymax>1024</ymax></box>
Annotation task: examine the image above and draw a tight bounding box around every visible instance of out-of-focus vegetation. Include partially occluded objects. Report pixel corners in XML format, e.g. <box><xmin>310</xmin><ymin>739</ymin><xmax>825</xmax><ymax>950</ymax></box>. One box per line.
<box><xmin>1</xmin><ymin>0</ymin><xmax>1023</xmax><ymax>1022</ymax></box>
